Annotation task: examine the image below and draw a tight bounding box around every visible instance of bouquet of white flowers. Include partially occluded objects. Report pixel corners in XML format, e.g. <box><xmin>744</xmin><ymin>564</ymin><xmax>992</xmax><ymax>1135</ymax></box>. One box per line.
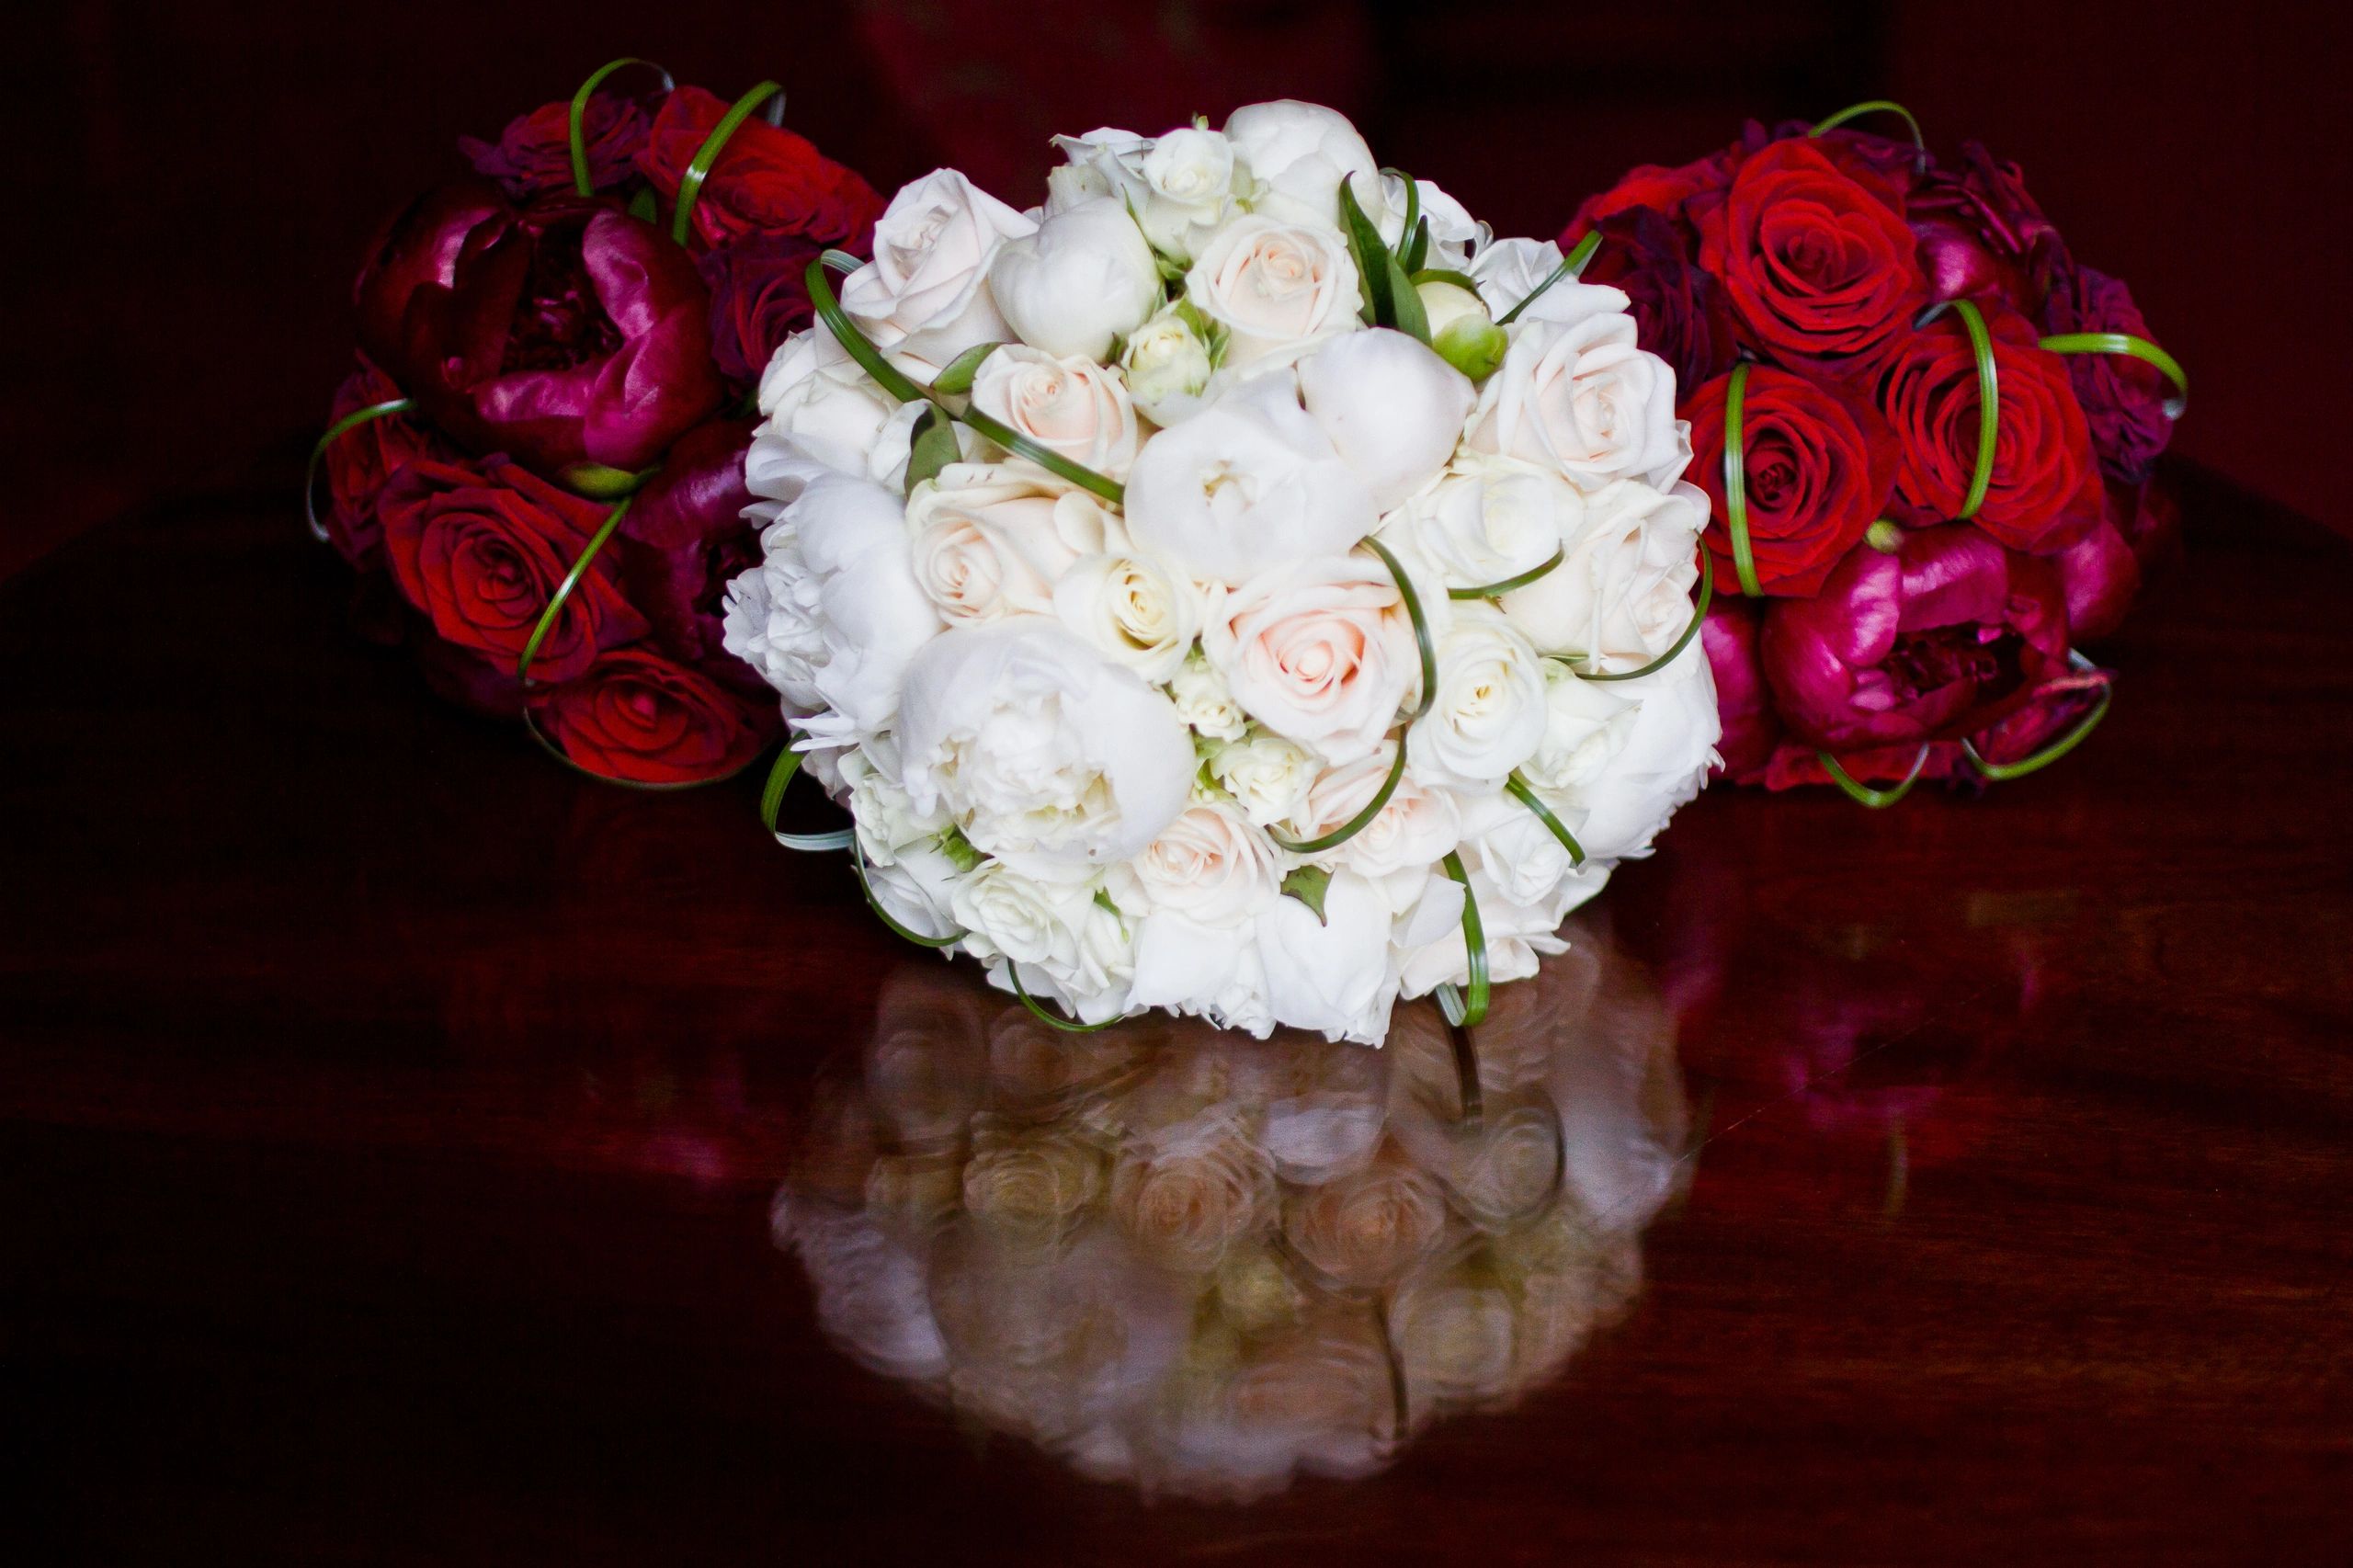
<box><xmin>726</xmin><ymin>100</ymin><xmax>1719</xmax><ymax>1043</ymax></box>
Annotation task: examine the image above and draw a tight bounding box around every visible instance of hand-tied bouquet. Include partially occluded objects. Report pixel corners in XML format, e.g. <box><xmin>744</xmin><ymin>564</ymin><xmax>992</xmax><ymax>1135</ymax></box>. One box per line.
<box><xmin>726</xmin><ymin>100</ymin><xmax>1721</xmax><ymax>1043</ymax></box>
<box><xmin>307</xmin><ymin>61</ymin><xmax>883</xmax><ymax>785</ymax></box>
<box><xmin>776</xmin><ymin>930</ymin><xmax>1684</xmax><ymax>1502</ymax></box>
<box><xmin>1562</xmin><ymin>101</ymin><xmax>2186</xmax><ymax>804</ymax></box>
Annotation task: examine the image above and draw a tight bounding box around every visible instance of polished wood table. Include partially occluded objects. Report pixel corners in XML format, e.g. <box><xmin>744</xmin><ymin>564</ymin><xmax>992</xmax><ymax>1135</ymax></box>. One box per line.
<box><xmin>5</xmin><ymin>464</ymin><xmax>2347</xmax><ymax>1563</ymax></box>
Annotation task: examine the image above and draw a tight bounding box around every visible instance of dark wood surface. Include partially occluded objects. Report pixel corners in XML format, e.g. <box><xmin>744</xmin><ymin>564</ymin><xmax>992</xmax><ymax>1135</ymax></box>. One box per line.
<box><xmin>4</xmin><ymin>463</ymin><xmax>2348</xmax><ymax>1564</ymax></box>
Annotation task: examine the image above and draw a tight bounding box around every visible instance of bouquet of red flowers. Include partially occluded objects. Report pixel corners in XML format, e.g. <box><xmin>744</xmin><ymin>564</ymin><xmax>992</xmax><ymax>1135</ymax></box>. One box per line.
<box><xmin>308</xmin><ymin>60</ymin><xmax>882</xmax><ymax>785</ymax></box>
<box><xmin>1564</xmin><ymin>102</ymin><xmax>2186</xmax><ymax>803</ymax></box>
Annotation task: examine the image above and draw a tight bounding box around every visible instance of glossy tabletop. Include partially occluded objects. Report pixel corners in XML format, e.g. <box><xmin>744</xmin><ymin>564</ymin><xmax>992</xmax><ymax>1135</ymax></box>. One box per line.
<box><xmin>4</xmin><ymin>463</ymin><xmax>2348</xmax><ymax>1563</ymax></box>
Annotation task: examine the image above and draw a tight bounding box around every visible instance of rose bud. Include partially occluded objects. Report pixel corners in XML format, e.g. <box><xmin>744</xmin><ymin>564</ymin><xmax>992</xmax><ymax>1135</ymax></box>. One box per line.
<box><xmin>356</xmin><ymin>182</ymin><xmax>723</xmax><ymax>479</ymax></box>
<box><xmin>1685</xmin><ymin>363</ymin><xmax>1900</xmax><ymax>597</ymax></box>
<box><xmin>1878</xmin><ymin>301</ymin><xmax>2104</xmax><ymax>553</ymax></box>
<box><xmin>1758</xmin><ymin>523</ymin><xmax>2074</xmax><ymax>757</ymax></box>
<box><xmin>635</xmin><ymin>85</ymin><xmax>883</xmax><ymax>253</ymax></box>
<box><xmin>525</xmin><ymin>645</ymin><xmax>775</xmax><ymax>785</ymax></box>
<box><xmin>378</xmin><ymin>454</ymin><xmax>650</xmax><ymax>685</ymax></box>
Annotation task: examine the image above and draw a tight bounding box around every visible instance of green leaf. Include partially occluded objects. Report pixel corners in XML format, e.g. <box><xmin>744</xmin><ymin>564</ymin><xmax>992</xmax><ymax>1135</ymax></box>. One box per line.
<box><xmin>1504</xmin><ymin>773</ymin><xmax>1586</xmax><ymax>866</ymax></box>
<box><xmin>1401</xmin><ymin>215</ymin><xmax>1430</xmax><ymax>276</ymax></box>
<box><xmin>1576</xmin><ymin>547</ymin><xmax>1712</xmax><ymax>682</ymax></box>
<box><xmin>1268</xmin><ymin>736</ymin><xmax>1407</xmax><ymax>855</ymax></box>
<box><xmin>1917</xmin><ymin>298</ymin><xmax>1998</xmax><ymax>521</ymax></box>
<box><xmin>1434</xmin><ymin>852</ymin><xmax>1489</xmax><ymax>1029</ymax></box>
<box><xmin>929</xmin><ymin>341</ymin><xmax>1002</xmax><ymax>398</ymax></box>
<box><xmin>938</xmin><ymin>825</ymin><xmax>983</xmax><ymax>872</ymax></box>
<box><xmin>516</xmin><ymin>496</ymin><xmax>632</xmax><ymax>686</ymax></box>
<box><xmin>568</xmin><ymin>58</ymin><xmax>673</xmax><ymax>198</ymax></box>
<box><xmin>1362</xmin><ymin>537</ymin><xmax>1438</xmax><ymax>722</ymax></box>
<box><xmin>559</xmin><ymin>461</ymin><xmax>654</xmax><ymax>500</ymax></box>
<box><xmin>1384</xmin><ymin>250</ymin><xmax>1430</xmax><ymax>345</ymax></box>
<box><xmin>1496</xmin><ymin>229</ymin><xmax>1602</xmax><ymax>327</ymax></box>
<box><xmin>1410</xmin><ymin>267</ymin><xmax>1481</xmax><ymax>294</ymax></box>
<box><xmin>1963</xmin><ymin>658</ymin><xmax>2114</xmax><ymax>780</ymax></box>
<box><xmin>2040</xmin><ymin>331</ymin><xmax>2187</xmax><ymax>418</ymax></box>
<box><xmin>626</xmin><ymin>186</ymin><xmax>659</xmax><ymax>224</ymax></box>
<box><xmin>1808</xmin><ymin>99</ymin><xmax>1927</xmax><ymax>153</ymax></box>
<box><xmin>1818</xmin><ymin>746</ymin><xmax>1932</xmax><ymax>809</ymax></box>
<box><xmin>1447</xmin><ymin>545</ymin><xmax>1562</xmax><ymax>601</ymax></box>
<box><xmin>1007</xmin><ymin>965</ymin><xmax>1126</xmax><ymax>1033</ymax></box>
<box><xmin>304</xmin><ymin>397</ymin><xmax>414</xmax><ymax>542</ymax></box>
<box><xmin>1279</xmin><ymin>865</ymin><xmax>1334</xmax><ymax>926</ymax></box>
<box><xmin>1385</xmin><ymin>167</ymin><xmax>1420</xmax><ymax>264</ymax></box>
<box><xmin>1336</xmin><ymin>176</ymin><xmax>1396</xmax><ymax>329</ymax></box>
<box><xmin>1721</xmin><ymin>362</ymin><xmax>1763</xmax><ymax>597</ymax></box>
<box><xmin>904</xmin><ymin>405</ymin><xmax>961</xmax><ymax>494</ymax></box>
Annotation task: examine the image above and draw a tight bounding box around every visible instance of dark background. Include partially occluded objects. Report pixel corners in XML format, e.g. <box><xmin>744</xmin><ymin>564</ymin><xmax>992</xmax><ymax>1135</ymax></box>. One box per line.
<box><xmin>2</xmin><ymin>0</ymin><xmax>2342</xmax><ymax>582</ymax></box>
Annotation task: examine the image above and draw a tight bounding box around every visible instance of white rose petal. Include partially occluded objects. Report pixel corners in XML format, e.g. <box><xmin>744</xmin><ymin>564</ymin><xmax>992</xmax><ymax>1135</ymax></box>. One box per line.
<box><xmin>906</xmin><ymin>462</ymin><xmax>1124</xmax><ymax>626</ymax></box>
<box><xmin>1408</xmin><ymin>605</ymin><xmax>1549</xmax><ymax>790</ymax></box>
<box><xmin>1384</xmin><ymin>453</ymin><xmax>1576</xmax><ymax>595</ymax></box>
<box><xmin>1168</xmin><ymin>650</ymin><xmax>1249</xmax><ymax>742</ymax></box>
<box><xmin>1051</xmin><ymin>551</ymin><xmax>1201</xmax><ymax>684</ymax></box>
<box><xmin>1466</xmin><ymin>310</ymin><xmax>1688</xmax><ymax>492</ymax></box>
<box><xmin>1203</xmin><ymin>553</ymin><xmax>1420</xmax><ymax>767</ymax></box>
<box><xmin>1184</xmin><ymin>215</ymin><xmax>1362</xmax><ymax>373</ymax></box>
<box><xmin>1120</xmin><ymin>304</ymin><xmax>1216</xmax><ymax>424</ymax></box>
<box><xmin>845</xmin><ymin>168</ymin><xmax>1038</xmax><ymax>361</ymax></box>
<box><xmin>970</xmin><ymin>345</ymin><xmax>1141</xmax><ymax>478</ymax></box>
<box><xmin>1208</xmin><ymin>732</ymin><xmax>1316</xmax><ymax>828</ymax></box>
<box><xmin>1500</xmin><ymin>479</ymin><xmax>1707</xmax><ymax>670</ymax></box>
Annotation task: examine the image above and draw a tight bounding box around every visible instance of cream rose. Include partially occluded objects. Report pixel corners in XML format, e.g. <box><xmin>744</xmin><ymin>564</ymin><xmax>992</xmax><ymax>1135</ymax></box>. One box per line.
<box><xmin>1053</xmin><ymin>126</ymin><xmax>1240</xmax><ymax>262</ymax></box>
<box><xmin>1202</xmin><ymin>552</ymin><xmax>1421</xmax><ymax>767</ymax></box>
<box><xmin>1051</xmin><ymin>551</ymin><xmax>1201</xmax><ymax>684</ymax></box>
<box><xmin>988</xmin><ymin>196</ymin><xmax>1163</xmax><ymax>361</ymax></box>
<box><xmin>1499</xmin><ymin>479</ymin><xmax>1707</xmax><ymax>669</ymax></box>
<box><xmin>1292</xmin><ymin>743</ymin><xmax>1462</xmax><ymax>882</ymax></box>
<box><xmin>1121</xmin><ymin>376</ymin><xmax>1375</xmax><ymax>584</ymax></box>
<box><xmin>1383</xmin><ymin>454</ymin><xmax>1577</xmax><ymax>597</ymax></box>
<box><xmin>1183</xmin><ymin>216</ymin><xmax>1362</xmax><ymax>372</ymax></box>
<box><xmin>1296</xmin><ymin>328</ymin><xmax>1474</xmax><ymax>513</ymax></box>
<box><xmin>899</xmin><ymin>621</ymin><xmax>1196</xmax><ymax>878</ymax></box>
<box><xmin>1407</xmin><ymin>604</ymin><xmax>1549</xmax><ymax>789</ymax></box>
<box><xmin>1518</xmin><ymin>659</ymin><xmax>1639</xmax><ymax>791</ymax></box>
<box><xmin>1208</xmin><ymin>731</ymin><xmax>1316</xmax><ymax>828</ymax></box>
<box><xmin>1468</xmin><ymin>237</ymin><xmax>1620</xmax><ymax>327</ymax></box>
<box><xmin>1119</xmin><ymin>304</ymin><xmax>1215</xmax><ymax>424</ymax></box>
<box><xmin>1168</xmin><ymin>650</ymin><xmax>1248</xmax><ymax>742</ymax></box>
<box><xmin>906</xmin><ymin>462</ymin><xmax>1124</xmax><ymax>625</ymax></box>
<box><xmin>756</xmin><ymin>330</ymin><xmax>955</xmax><ymax>486</ymax></box>
<box><xmin>969</xmin><ymin>346</ymin><xmax>1141</xmax><ymax>478</ymax></box>
<box><xmin>1465</xmin><ymin>304</ymin><xmax>1688</xmax><ymax>491</ymax></box>
<box><xmin>843</xmin><ymin>168</ymin><xmax>1038</xmax><ymax>361</ymax></box>
<box><xmin>1111</xmin><ymin>797</ymin><xmax>1282</xmax><ymax>927</ymax></box>
<box><xmin>1553</xmin><ymin>637</ymin><xmax>1720</xmax><ymax>863</ymax></box>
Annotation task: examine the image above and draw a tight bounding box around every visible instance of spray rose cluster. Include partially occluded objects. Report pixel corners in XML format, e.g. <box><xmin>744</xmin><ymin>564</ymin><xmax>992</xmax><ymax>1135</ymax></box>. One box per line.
<box><xmin>728</xmin><ymin>100</ymin><xmax>1720</xmax><ymax>1041</ymax></box>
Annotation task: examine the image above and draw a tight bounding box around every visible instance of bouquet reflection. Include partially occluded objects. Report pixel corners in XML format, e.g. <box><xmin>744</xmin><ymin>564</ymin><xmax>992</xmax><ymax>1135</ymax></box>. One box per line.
<box><xmin>772</xmin><ymin>914</ymin><xmax>1686</xmax><ymax>1501</ymax></box>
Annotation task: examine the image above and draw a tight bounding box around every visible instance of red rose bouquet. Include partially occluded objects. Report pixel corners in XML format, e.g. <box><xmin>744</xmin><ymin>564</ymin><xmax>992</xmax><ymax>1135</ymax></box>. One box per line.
<box><xmin>307</xmin><ymin>60</ymin><xmax>883</xmax><ymax>785</ymax></box>
<box><xmin>1565</xmin><ymin>102</ymin><xmax>2187</xmax><ymax>803</ymax></box>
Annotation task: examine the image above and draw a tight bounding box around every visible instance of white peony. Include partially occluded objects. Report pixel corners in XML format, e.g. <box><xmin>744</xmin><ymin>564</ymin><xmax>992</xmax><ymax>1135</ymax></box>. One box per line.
<box><xmin>1223</xmin><ymin>100</ymin><xmax>1383</xmax><ymax>230</ymax></box>
<box><xmin>1122</xmin><ymin>376</ymin><xmax>1375</xmax><ymax>585</ymax></box>
<box><xmin>989</xmin><ymin>197</ymin><xmax>1164</xmax><ymax>362</ymax></box>
<box><xmin>898</xmin><ymin>620</ymin><xmax>1196</xmax><ymax>879</ymax></box>
<box><xmin>1296</xmin><ymin>329</ymin><xmax>1475</xmax><ymax>513</ymax></box>
<box><xmin>843</xmin><ymin>169</ymin><xmax>1037</xmax><ymax>361</ymax></box>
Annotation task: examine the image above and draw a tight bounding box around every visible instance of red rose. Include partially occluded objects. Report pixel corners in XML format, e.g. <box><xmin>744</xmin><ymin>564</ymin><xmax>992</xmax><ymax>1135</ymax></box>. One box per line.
<box><xmin>378</xmin><ymin>456</ymin><xmax>648</xmax><ymax>684</ymax></box>
<box><xmin>528</xmin><ymin>646</ymin><xmax>774</xmax><ymax>784</ymax></box>
<box><xmin>323</xmin><ymin>357</ymin><xmax>449</xmax><ymax>570</ymax></box>
<box><xmin>697</xmin><ymin>233</ymin><xmax>823</xmax><ymax>385</ymax></box>
<box><xmin>356</xmin><ymin>184</ymin><xmax>723</xmax><ymax>479</ymax></box>
<box><xmin>2040</xmin><ymin>260</ymin><xmax>2176</xmax><ymax>484</ymax></box>
<box><xmin>1572</xmin><ymin>206</ymin><xmax>1738</xmax><ymax>391</ymax></box>
<box><xmin>1685</xmin><ymin>365</ymin><xmax>1899</xmax><ymax>597</ymax></box>
<box><xmin>636</xmin><ymin>86</ymin><xmax>883</xmax><ymax>253</ymax></box>
<box><xmin>460</xmin><ymin>93</ymin><xmax>652</xmax><ymax>199</ymax></box>
<box><xmin>1568</xmin><ymin>144</ymin><xmax>1737</xmax><ymax>234</ymax></box>
<box><xmin>1697</xmin><ymin>138</ymin><xmax>1927</xmax><ymax>376</ymax></box>
<box><xmin>1879</xmin><ymin>302</ymin><xmax>2103</xmax><ymax>552</ymax></box>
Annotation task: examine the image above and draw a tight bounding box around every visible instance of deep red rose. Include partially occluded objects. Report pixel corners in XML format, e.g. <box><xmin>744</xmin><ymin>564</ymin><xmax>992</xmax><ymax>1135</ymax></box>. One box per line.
<box><xmin>1696</xmin><ymin>137</ymin><xmax>1927</xmax><ymax>377</ymax></box>
<box><xmin>460</xmin><ymin>93</ymin><xmax>652</xmax><ymax>199</ymax></box>
<box><xmin>378</xmin><ymin>455</ymin><xmax>649</xmax><ymax>684</ymax></box>
<box><xmin>1906</xmin><ymin>142</ymin><xmax>2064</xmax><ymax>315</ymax></box>
<box><xmin>636</xmin><ymin>86</ymin><xmax>883</xmax><ymax>253</ymax></box>
<box><xmin>323</xmin><ymin>356</ymin><xmax>449</xmax><ymax>570</ymax></box>
<box><xmin>2040</xmin><ymin>260</ymin><xmax>2176</xmax><ymax>485</ymax></box>
<box><xmin>1685</xmin><ymin>365</ymin><xmax>1899</xmax><ymax>597</ymax></box>
<box><xmin>528</xmin><ymin>646</ymin><xmax>774</xmax><ymax>784</ymax></box>
<box><xmin>1572</xmin><ymin>206</ymin><xmax>1737</xmax><ymax>390</ymax></box>
<box><xmin>1758</xmin><ymin>524</ymin><xmax>2073</xmax><ymax>756</ymax></box>
<box><xmin>1700</xmin><ymin>597</ymin><xmax>1780</xmax><ymax>780</ymax></box>
<box><xmin>1879</xmin><ymin>302</ymin><xmax>2104</xmax><ymax>552</ymax></box>
<box><xmin>617</xmin><ymin>417</ymin><xmax>761</xmax><ymax>669</ymax></box>
<box><xmin>356</xmin><ymin>182</ymin><xmax>722</xmax><ymax>478</ymax></box>
<box><xmin>1568</xmin><ymin>143</ymin><xmax>1738</xmax><ymax>235</ymax></box>
<box><xmin>698</xmin><ymin>233</ymin><xmax>824</xmax><ymax>385</ymax></box>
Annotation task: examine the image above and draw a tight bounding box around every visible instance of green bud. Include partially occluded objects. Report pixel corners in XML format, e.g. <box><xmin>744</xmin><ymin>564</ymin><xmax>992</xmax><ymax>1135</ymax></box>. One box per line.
<box><xmin>1434</xmin><ymin>313</ymin><xmax>1508</xmax><ymax>383</ymax></box>
<box><xmin>1865</xmin><ymin>518</ymin><xmax>1905</xmax><ymax>553</ymax></box>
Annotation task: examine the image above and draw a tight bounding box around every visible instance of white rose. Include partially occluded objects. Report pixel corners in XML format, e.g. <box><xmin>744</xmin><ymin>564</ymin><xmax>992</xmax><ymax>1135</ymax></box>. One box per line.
<box><xmin>905</xmin><ymin>462</ymin><xmax>1124</xmax><ymax>625</ymax></box>
<box><xmin>842</xmin><ymin>739</ymin><xmax>949</xmax><ymax>866</ymax></box>
<box><xmin>1202</xmin><ymin>553</ymin><xmax>1421</xmax><ymax>767</ymax></box>
<box><xmin>954</xmin><ymin>862</ymin><xmax>1135</xmax><ymax>1023</ymax></box>
<box><xmin>1119</xmin><ymin>304</ymin><xmax>1215</xmax><ymax>424</ymax></box>
<box><xmin>1290</xmin><ymin>742</ymin><xmax>1461</xmax><ymax>907</ymax></box>
<box><xmin>1394</xmin><ymin>854</ymin><xmax>1595</xmax><ymax>999</ymax></box>
<box><xmin>1500</xmin><ymin>479</ymin><xmax>1706</xmax><ymax>670</ymax></box>
<box><xmin>1222</xmin><ymin>100</ymin><xmax>1383</xmax><ymax>230</ymax></box>
<box><xmin>1257</xmin><ymin>869</ymin><xmax>1399</xmax><ymax>1044</ymax></box>
<box><xmin>899</xmin><ymin>620</ymin><xmax>1195</xmax><ymax>878</ymax></box>
<box><xmin>1111</xmin><ymin>797</ymin><xmax>1281</xmax><ymax>927</ymax></box>
<box><xmin>1051</xmin><ymin>551</ymin><xmax>1201</xmax><ymax>683</ymax></box>
<box><xmin>755</xmin><ymin>330</ymin><xmax>954</xmax><ymax>486</ymax></box>
<box><xmin>1168</xmin><ymin>650</ymin><xmax>1248</xmax><ymax>742</ymax></box>
<box><xmin>1383</xmin><ymin>453</ymin><xmax>1575</xmax><ymax>595</ymax></box>
<box><xmin>1296</xmin><ymin>328</ymin><xmax>1475</xmax><ymax>513</ymax></box>
<box><xmin>988</xmin><ymin>197</ymin><xmax>1163</xmax><ymax>362</ymax></box>
<box><xmin>1408</xmin><ymin>604</ymin><xmax>1549</xmax><ymax>789</ymax></box>
<box><xmin>1465</xmin><ymin>307</ymin><xmax>1688</xmax><ymax>491</ymax></box>
<box><xmin>1555</xmin><ymin>639</ymin><xmax>1719</xmax><ymax>863</ymax></box>
<box><xmin>843</xmin><ymin>168</ymin><xmax>1038</xmax><ymax>361</ymax></box>
<box><xmin>1377</xmin><ymin>175</ymin><xmax>1486</xmax><ymax>269</ymax></box>
<box><xmin>1455</xmin><ymin>788</ymin><xmax>1611</xmax><ymax>913</ymax></box>
<box><xmin>1518</xmin><ymin>659</ymin><xmax>1639</xmax><ymax>791</ymax></box>
<box><xmin>860</xmin><ymin>839</ymin><xmax>966</xmax><ymax>943</ymax></box>
<box><xmin>1208</xmin><ymin>731</ymin><xmax>1316</xmax><ymax>827</ymax></box>
<box><xmin>1053</xmin><ymin>126</ymin><xmax>1241</xmax><ymax>261</ymax></box>
<box><xmin>1184</xmin><ymin>216</ymin><xmax>1362</xmax><ymax>372</ymax></box>
<box><xmin>969</xmin><ymin>345</ymin><xmax>1141</xmax><ymax>477</ymax></box>
<box><xmin>1468</xmin><ymin>238</ymin><xmax>1617</xmax><ymax>327</ymax></box>
<box><xmin>726</xmin><ymin>462</ymin><xmax>945</xmax><ymax>744</ymax></box>
<box><xmin>1122</xmin><ymin>376</ymin><xmax>1375</xmax><ymax>585</ymax></box>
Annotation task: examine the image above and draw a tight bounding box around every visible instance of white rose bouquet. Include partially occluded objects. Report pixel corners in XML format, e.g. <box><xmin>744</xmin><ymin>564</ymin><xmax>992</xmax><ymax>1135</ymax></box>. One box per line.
<box><xmin>727</xmin><ymin>100</ymin><xmax>1721</xmax><ymax>1044</ymax></box>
